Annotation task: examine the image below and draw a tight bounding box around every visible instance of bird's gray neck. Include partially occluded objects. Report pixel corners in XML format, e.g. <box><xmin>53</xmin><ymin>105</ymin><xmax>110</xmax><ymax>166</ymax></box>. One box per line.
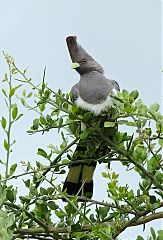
<box><xmin>79</xmin><ymin>69</ymin><xmax>104</xmax><ymax>77</ymax></box>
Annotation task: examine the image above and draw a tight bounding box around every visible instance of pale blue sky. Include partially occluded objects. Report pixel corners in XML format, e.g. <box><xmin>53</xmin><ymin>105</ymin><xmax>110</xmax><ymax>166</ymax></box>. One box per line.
<box><xmin>0</xmin><ymin>0</ymin><xmax>162</xmax><ymax>239</ymax></box>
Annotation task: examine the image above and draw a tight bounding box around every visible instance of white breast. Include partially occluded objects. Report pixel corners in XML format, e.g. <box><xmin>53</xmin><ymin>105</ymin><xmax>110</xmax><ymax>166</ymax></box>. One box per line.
<box><xmin>75</xmin><ymin>88</ymin><xmax>117</xmax><ymax>116</ymax></box>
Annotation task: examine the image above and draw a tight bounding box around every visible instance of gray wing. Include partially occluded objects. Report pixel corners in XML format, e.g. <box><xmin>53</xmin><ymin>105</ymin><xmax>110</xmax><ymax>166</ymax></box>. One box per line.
<box><xmin>78</xmin><ymin>72</ymin><xmax>119</xmax><ymax>104</ymax></box>
<box><xmin>71</xmin><ymin>83</ymin><xmax>79</xmax><ymax>102</ymax></box>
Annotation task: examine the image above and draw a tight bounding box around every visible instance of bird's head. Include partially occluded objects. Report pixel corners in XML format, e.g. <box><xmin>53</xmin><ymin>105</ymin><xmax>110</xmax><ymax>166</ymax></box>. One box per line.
<box><xmin>66</xmin><ymin>36</ymin><xmax>104</xmax><ymax>75</ymax></box>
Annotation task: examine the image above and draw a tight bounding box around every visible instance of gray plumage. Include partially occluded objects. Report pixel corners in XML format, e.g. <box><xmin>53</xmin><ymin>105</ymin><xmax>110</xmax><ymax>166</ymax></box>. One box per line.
<box><xmin>66</xmin><ymin>36</ymin><xmax>120</xmax><ymax>113</ymax></box>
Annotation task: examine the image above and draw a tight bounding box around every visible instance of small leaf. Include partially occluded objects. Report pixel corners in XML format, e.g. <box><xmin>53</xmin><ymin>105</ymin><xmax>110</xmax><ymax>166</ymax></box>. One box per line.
<box><xmin>150</xmin><ymin>103</ymin><xmax>160</xmax><ymax>112</ymax></box>
<box><xmin>19</xmin><ymin>196</ymin><xmax>31</xmax><ymax>203</ymax></box>
<box><xmin>9</xmin><ymin>88</ymin><xmax>15</xmax><ymax>97</ymax></box>
<box><xmin>0</xmin><ymin>160</ymin><xmax>4</xmax><ymax>165</ymax></box>
<box><xmin>4</xmin><ymin>139</ymin><xmax>9</xmax><ymax>151</ymax></box>
<box><xmin>69</xmin><ymin>122</ymin><xmax>78</xmax><ymax>134</ymax></box>
<box><xmin>136</xmin><ymin>236</ymin><xmax>144</xmax><ymax>240</ymax></box>
<box><xmin>39</xmin><ymin>116</ymin><xmax>46</xmax><ymax>125</ymax></box>
<box><xmin>1</xmin><ymin>117</ymin><xmax>6</xmax><ymax>129</ymax></box>
<box><xmin>112</xmin><ymin>172</ymin><xmax>119</xmax><ymax>179</ymax></box>
<box><xmin>155</xmin><ymin>171</ymin><xmax>162</xmax><ymax>182</ymax></box>
<box><xmin>59</xmin><ymin>117</ymin><xmax>63</xmax><ymax>126</ymax></box>
<box><xmin>16</xmin><ymin>113</ymin><xmax>23</xmax><ymax>121</ymax></box>
<box><xmin>21</xmin><ymin>98</ymin><xmax>26</xmax><ymax>106</ymax></box>
<box><xmin>2</xmin><ymin>89</ymin><xmax>8</xmax><ymax>98</ymax></box>
<box><xmin>39</xmin><ymin>104</ymin><xmax>45</xmax><ymax>112</ymax></box>
<box><xmin>80</xmin><ymin>130</ymin><xmax>88</xmax><ymax>140</ymax></box>
<box><xmin>129</xmin><ymin>90</ymin><xmax>139</xmax><ymax>102</ymax></box>
<box><xmin>32</xmin><ymin>118</ymin><xmax>39</xmax><ymax>130</ymax></box>
<box><xmin>22</xmin><ymin>89</ymin><xmax>26</xmax><ymax>97</ymax></box>
<box><xmin>6</xmin><ymin>190</ymin><xmax>15</xmax><ymax>202</ymax></box>
<box><xmin>158</xmin><ymin>230</ymin><xmax>163</xmax><ymax>239</ymax></box>
<box><xmin>61</xmin><ymin>159</ymin><xmax>70</xmax><ymax>164</ymax></box>
<box><xmin>55</xmin><ymin>209</ymin><xmax>66</xmax><ymax>219</ymax></box>
<box><xmin>150</xmin><ymin>227</ymin><xmax>156</xmax><ymax>239</ymax></box>
<box><xmin>27</xmin><ymin>92</ymin><xmax>32</xmax><ymax>98</ymax></box>
<box><xmin>37</xmin><ymin>148</ymin><xmax>47</xmax><ymax>158</ymax></box>
<box><xmin>24</xmin><ymin>179</ymin><xmax>30</xmax><ymax>188</ymax></box>
<box><xmin>159</xmin><ymin>139</ymin><xmax>163</xmax><ymax>147</ymax></box>
<box><xmin>12</xmin><ymin>67</ymin><xmax>18</xmax><ymax>74</ymax></box>
<box><xmin>104</xmin><ymin>121</ymin><xmax>115</xmax><ymax>128</ymax></box>
<box><xmin>102</xmin><ymin>172</ymin><xmax>109</xmax><ymax>178</ymax></box>
<box><xmin>97</xmin><ymin>206</ymin><xmax>110</xmax><ymax>220</ymax></box>
<box><xmin>12</xmin><ymin>106</ymin><xmax>18</xmax><ymax>120</ymax></box>
<box><xmin>122</xmin><ymin>89</ymin><xmax>129</xmax><ymax>100</ymax></box>
<box><xmin>133</xmin><ymin>145</ymin><xmax>147</xmax><ymax>162</ymax></box>
<box><xmin>9</xmin><ymin>163</ymin><xmax>17</xmax><ymax>176</ymax></box>
<box><xmin>48</xmin><ymin>201</ymin><xmax>59</xmax><ymax>210</ymax></box>
<box><xmin>149</xmin><ymin>195</ymin><xmax>156</xmax><ymax>204</ymax></box>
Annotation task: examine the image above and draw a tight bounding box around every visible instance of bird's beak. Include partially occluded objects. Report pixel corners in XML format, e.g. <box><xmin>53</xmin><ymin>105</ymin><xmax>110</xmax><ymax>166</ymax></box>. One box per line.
<box><xmin>71</xmin><ymin>62</ymin><xmax>80</xmax><ymax>69</ymax></box>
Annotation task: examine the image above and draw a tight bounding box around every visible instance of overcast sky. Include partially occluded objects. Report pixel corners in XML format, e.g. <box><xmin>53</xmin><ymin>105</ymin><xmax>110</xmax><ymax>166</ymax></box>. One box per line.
<box><xmin>0</xmin><ymin>0</ymin><xmax>162</xmax><ymax>239</ymax></box>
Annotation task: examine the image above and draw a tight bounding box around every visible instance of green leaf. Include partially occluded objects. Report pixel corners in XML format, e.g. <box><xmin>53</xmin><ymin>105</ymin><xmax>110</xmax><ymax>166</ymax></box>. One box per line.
<box><xmin>39</xmin><ymin>116</ymin><xmax>46</xmax><ymax>125</ymax></box>
<box><xmin>32</xmin><ymin>118</ymin><xmax>39</xmax><ymax>130</ymax></box>
<box><xmin>9</xmin><ymin>88</ymin><xmax>15</xmax><ymax>97</ymax></box>
<box><xmin>0</xmin><ymin>160</ymin><xmax>4</xmax><ymax>165</ymax></box>
<box><xmin>39</xmin><ymin>103</ymin><xmax>45</xmax><ymax>112</ymax></box>
<box><xmin>27</xmin><ymin>92</ymin><xmax>32</xmax><ymax>98</ymax></box>
<box><xmin>48</xmin><ymin>201</ymin><xmax>59</xmax><ymax>210</ymax></box>
<box><xmin>142</xmin><ymin>178</ymin><xmax>151</xmax><ymax>188</ymax></box>
<box><xmin>97</xmin><ymin>206</ymin><xmax>110</xmax><ymax>220</ymax></box>
<box><xmin>104</xmin><ymin>121</ymin><xmax>115</xmax><ymax>128</ymax></box>
<box><xmin>59</xmin><ymin>117</ymin><xmax>63</xmax><ymax>126</ymax></box>
<box><xmin>126</xmin><ymin>121</ymin><xmax>136</xmax><ymax>126</ymax></box>
<box><xmin>40</xmin><ymin>187</ymin><xmax>48</xmax><ymax>195</ymax></box>
<box><xmin>133</xmin><ymin>145</ymin><xmax>147</xmax><ymax>162</ymax></box>
<box><xmin>149</xmin><ymin>195</ymin><xmax>156</xmax><ymax>204</ymax></box>
<box><xmin>16</xmin><ymin>113</ymin><xmax>23</xmax><ymax>121</ymax></box>
<box><xmin>37</xmin><ymin>148</ymin><xmax>47</xmax><ymax>158</ymax></box>
<box><xmin>150</xmin><ymin>103</ymin><xmax>160</xmax><ymax>112</ymax></box>
<box><xmin>158</xmin><ymin>230</ymin><xmax>163</xmax><ymax>240</ymax></box>
<box><xmin>2</xmin><ymin>89</ymin><xmax>8</xmax><ymax>98</ymax></box>
<box><xmin>12</xmin><ymin>106</ymin><xmax>18</xmax><ymax>120</ymax></box>
<box><xmin>122</xmin><ymin>89</ymin><xmax>129</xmax><ymax>100</ymax></box>
<box><xmin>69</xmin><ymin>122</ymin><xmax>78</xmax><ymax>134</ymax></box>
<box><xmin>102</xmin><ymin>172</ymin><xmax>109</xmax><ymax>178</ymax></box>
<box><xmin>150</xmin><ymin>227</ymin><xmax>156</xmax><ymax>239</ymax></box>
<box><xmin>1</xmin><ymin>117</ymin><xmax>6</xmax><ymax>129</ymax></box>
<box><xmin>158</xmin><ymin>139</ymin><xmax>163</xmax><ymax>147</ymax></box>
<box><xmin>61</xmin><ymin>159</ymin><xmax>70</xmax><ymax>164</ymax></box>
<box><xmin>4</xmin><ymin>139</ymin><xmax>9</xmax><ymax>151</ymax></box>
<box><xmin>147</xmin><ymin>156</ymin><xmax>160</xmax><ymax>173</ymax></box>
<box><xmin>80</xmin><ymin>130</ymin><xmax>89</xmax><ymax>140</ymax></box>
<box><xmin>20</xmin><ymin>98</ymin><xmax>25</xmax><ymax>106</ymax></box>
<box><xmin>65</xmin><ymin>202</ymin><xmax>78</xmax><ymax>215</ymax></box>
<box><xmin>129</xmin><ymin>90</ymin><xmax>139</xmax><ymax>102</ymax></box>
<box><xmin>19</xmin><ymin>195</ymin><xmax>31</xmax><ymax>203</ymax></box>
<box><xmin>6</xmin><ymin>190</ymin><xmax>14</xmax><ymax>203</ymax></box>
<box><xmin>14</xmin><ymin>84</ymin><xmax>22</xmax><ymax>91</ymax></box>
<box><xmin>12</xmin><ymin>67</ymin><xmax>18</xmax><ymax>74</ymax></box>
<box><xmin>9</xmin><ymin>163</ymin><xmax>17</xmax><ymax>176</ymax></box>
<box><xmin>55</xmin><ymin>209</ymin><xmax>66</xmax><ymax>219</ymax></box>
<box><xmin>112</xmin><ymin>172</ymin><xmax>119</xmax><ymax>179</ymax></box>
<box><xmin>155</xmin><ymin>171</ymin><xmax>162</xmax><ymax>182</ymax></box>
<box><xmin>22</xmin><ymin>89</ymin><xmax>26</xmax><ymax>97</ymax></box>
<box><xmin>136</xmin><ymin>236</ymin><xmax>144</xmax><ymax>240</ymax></box>
<box><xmin>23</xmin><ymin>179</ymin><xmax>30</xmax><ymax>188</ymax></box>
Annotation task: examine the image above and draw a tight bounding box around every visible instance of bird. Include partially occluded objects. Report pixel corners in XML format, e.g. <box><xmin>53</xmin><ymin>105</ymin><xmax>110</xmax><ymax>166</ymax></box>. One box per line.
<box><xmin>62</xmin><ymin>36</ymin><xmax>120</xmax><ymax>199</ymax></box>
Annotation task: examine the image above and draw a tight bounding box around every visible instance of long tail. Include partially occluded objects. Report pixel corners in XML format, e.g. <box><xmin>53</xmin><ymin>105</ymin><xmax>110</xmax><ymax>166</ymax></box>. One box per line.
<box><xmin>62</xmin><ymin>143</ymin><xmax>96</xmax><ymax>199</ymax></box>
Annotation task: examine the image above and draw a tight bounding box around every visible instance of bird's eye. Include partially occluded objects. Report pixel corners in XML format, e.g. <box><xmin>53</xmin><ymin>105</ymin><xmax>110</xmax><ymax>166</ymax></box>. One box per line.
<box><xmin>81</xmin><ymin>59</ymin><xmax>87</xmax><ymax>63</ymax></box>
